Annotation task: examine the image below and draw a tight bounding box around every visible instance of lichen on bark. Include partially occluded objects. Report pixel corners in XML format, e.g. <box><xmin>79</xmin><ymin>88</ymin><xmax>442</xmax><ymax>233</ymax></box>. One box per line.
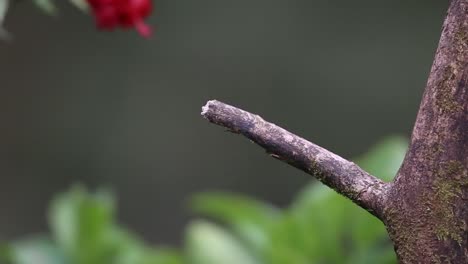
<box><xmin>430</xmin><ymin>160</ymin><xmax>467</xmax><ymax>244</ymax></box>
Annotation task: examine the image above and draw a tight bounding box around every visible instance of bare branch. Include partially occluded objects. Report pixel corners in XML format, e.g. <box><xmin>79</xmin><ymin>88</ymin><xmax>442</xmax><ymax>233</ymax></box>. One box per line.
<box><xmin>201</xmin><ymin>100</ymin><xmax>389</xmax><ymax>218</ymax></box>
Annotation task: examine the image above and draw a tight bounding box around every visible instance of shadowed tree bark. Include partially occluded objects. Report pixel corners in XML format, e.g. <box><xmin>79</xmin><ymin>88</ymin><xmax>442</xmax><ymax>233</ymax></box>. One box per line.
<box><xmin>201</xmin><ymin>1</ymin><xmax>467</xmax><ymax>263</ymax></box>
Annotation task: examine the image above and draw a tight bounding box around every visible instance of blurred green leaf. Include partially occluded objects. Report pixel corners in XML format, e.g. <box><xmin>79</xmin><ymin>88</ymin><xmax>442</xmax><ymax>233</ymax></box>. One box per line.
<box><xmin>347</xmin><ymin>243</ymin><xmax>396</xmax><ymax>264</ymax></box>
<box><xmin>271</xmin><ymin>183</ymin><xmax>350</xmax><ymax>263</ymax></box>
<box><xmin>185</xmin><ymin>220</ymin><xmax>260</xmax><ymax>264</ymax></box>
<box><xmin>279</xmin><ymin>182</ymin><xmax>396</xmax><ymax>264</ymax></box>
<box><xmin>46</xmin><ymin>185</ymin><xmax>181</xmax><ymax>264</ymax></box>
<box><xmin>0</xmin><ymin>0</ymin><xmax>8</xmax><ymax>24</ymax></box>
<box><xmin>0</xmin><ymin>0</ymin><xmax>11</xmax><ymax>41</ymax></box>
<box><xmin>0</xmin><ymin>242</ymin><xmax>13</xmax><ymax>263</ymax></box>
<box><xmin>101</xmin><ymin>229</ymin><xmax>182</xmax><ymax>264</ymax></box>
<box><xmin>264</xmin><ymin>214</ymin><xmax>313</xmax><ymax>264</ymax></box>
<box><xmin>69</xmin><ymin>0</ymin><xmax>89</xmax><ymax>12</ymax></box>
<box><xmin>9</xmin><ymin>236</ymin><xmax>66</xmax><ymax>264</ymax></box>
<box><xmin>33</xmin><ymin>0</ymin><xmax>58</xmax><ymax>15</ymax></box>
<box><xmin>355</xmin><ymin>135</ymin><xmax>408</xmax><ymax>181</ymax></box>
<box><xmin>191</xmin><ymin>192</ymin><xmax>280</xmax><ymax>254</ymax></box>
<box><xmin>346</xmin><ymin>204</ymin><xmax>392</xmax><ymax>256</ymax></box>
<box><xmin>48</xmin><ymin>185</ymin><xmax>118</xmax><ymax>264</ymax></box>
<box><xmin>142</xmin><ymin>248</ymin><xmax>183</xmax><ymax>264</ymax></box>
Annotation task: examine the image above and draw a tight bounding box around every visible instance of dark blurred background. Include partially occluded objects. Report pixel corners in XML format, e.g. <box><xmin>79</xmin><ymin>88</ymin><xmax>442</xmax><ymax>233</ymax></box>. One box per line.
<box><xmin>0</xmin><ymin>0</ymin><xmax>446</xmax><ymax>245</ymax></box>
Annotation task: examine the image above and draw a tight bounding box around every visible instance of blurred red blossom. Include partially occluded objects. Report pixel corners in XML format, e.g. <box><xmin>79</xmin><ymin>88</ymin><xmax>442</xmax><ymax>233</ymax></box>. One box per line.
<box><xmin>87</xmin><ymin>0</ymin><xmax>153</xmax><ymax>38</ymax></box>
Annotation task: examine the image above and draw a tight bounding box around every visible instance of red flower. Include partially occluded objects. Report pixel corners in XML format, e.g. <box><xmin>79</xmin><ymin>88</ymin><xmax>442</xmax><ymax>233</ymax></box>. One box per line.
<box><xmin>87</xmin><ymin>0</ymin><xmax>153</xmax><ymax>38</ymax></box>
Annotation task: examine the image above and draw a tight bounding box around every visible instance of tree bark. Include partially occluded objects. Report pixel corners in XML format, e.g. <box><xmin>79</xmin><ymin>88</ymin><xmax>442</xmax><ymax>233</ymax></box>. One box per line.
<box><xmin>201</xmin><ymin>100</ymin><xmax>389</xmax><ymax>218</ymax></box>
<box><xmin>383</xmin><ymin>1</ymin><xmax>468</xmax><ymax>262</ymax></box>
<box><xmin>201</xmin><ymin>0</ymin><xmax>467</xmax><ymax>263</ymax></box>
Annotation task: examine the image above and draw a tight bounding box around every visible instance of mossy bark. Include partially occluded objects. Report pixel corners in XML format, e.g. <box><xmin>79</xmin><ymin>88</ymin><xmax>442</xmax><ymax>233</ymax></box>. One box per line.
<box><xmin>383</xmin><ymin>1</ymin><xmax>468</xmax><ymax>262</ymax></box>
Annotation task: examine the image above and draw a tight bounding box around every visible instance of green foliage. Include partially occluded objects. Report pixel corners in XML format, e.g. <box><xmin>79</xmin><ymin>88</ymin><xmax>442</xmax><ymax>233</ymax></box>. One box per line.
<box><xmin>188</xmin><ymin>136</ymin><xmax>407</xmax><ymax>264</ymax></box>
<box><xmin>0</xmin><ymin>0</ymin><xmax>10</xmax><ymax>40</ymax></box>
<box><xmin>69</xmin><ymin>0</ymin><xmax>89</xmax><ymax>12</ymax></box>
<box><xmin>190</xmin><ymin>192</ymin><xmax>280</xmax><ymax>255</ymax></box>
<box><xmin>5</xmin><ymin>136</ymin><xmax>407</xmax><ymax>264</ymax></box>
<box><xmin>8</xmin><ymin>236</ymin><xmax>66</xmax><ymax>264</ymax></box>
<box><xmin>33</xmin><ymin>0</ymin><xmax>58</xmax><ymax>15</ymax></box>
<box><xmin>354</xmin><ymin>136</ymin><xmax>408</xmax><ymax>182</ymax></box>
<box><xmin>185</xmin><ymin>221</ymin><xmax>260</xmax><ymax>264</ymax></box>
<box><xmin>0</xmin><ymin>0</ymin><xmax>8</xmax><ymax>25</ymax></box>
<box><xmin>33</xmin><ymin>0</ymin><xmax>89</xmax><ymax>14</ymax></box>
<box><xmin>6</xmin><ymin>185</ymin><xmax>182</xmax><ymax>264</ymax></box>
<box><xmin>24</xmin><ymin>0</ymin><xmax>88</xmax><ymax>19</ymax></box>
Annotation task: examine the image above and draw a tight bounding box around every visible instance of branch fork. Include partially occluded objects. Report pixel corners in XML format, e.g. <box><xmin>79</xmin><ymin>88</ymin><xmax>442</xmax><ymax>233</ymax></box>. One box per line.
<box><xmin>201</xmin><ymin>1</ymin><xmax>468</xmax><ymax>261</ymax></box>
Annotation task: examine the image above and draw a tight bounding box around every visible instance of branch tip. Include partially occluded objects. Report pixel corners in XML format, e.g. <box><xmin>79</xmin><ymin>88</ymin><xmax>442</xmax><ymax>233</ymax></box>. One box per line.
<box><xmin>201</xmin><ymin>100</ymin><xmax>217</xmax><ymax>117</ymax></box>
<box><xmin>201</xmin><ymin>100</ymin><xmax>389</xmax><ymax>218</ymax></box>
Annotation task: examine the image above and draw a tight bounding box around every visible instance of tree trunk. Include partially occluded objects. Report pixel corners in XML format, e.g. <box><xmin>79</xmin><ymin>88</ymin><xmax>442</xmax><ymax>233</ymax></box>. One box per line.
<box><xmin>201</xmin><ymin>1</ymin><xmax>467</xmax><ymax>263</ymax></box>
<box><xmin>383</xmin><ymin>1</ymin><xmax>467</xmax><ymax>262</ymax></box>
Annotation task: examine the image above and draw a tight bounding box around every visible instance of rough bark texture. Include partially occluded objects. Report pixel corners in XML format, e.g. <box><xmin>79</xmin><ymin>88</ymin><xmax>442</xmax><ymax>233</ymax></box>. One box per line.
<box><xmin>201</xmin><ymin>0</ymin><xmax>467</xmax><ymax>263</ymax></box>
<box><xmin>202</xmin><ymin>100</ymin><xmax>389</xmax><ymax>218</ymax></box>
<box><xmin>383</xmin><ymin>1</ymin><xmax>468</xmax><ymax>263</ymax></box>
